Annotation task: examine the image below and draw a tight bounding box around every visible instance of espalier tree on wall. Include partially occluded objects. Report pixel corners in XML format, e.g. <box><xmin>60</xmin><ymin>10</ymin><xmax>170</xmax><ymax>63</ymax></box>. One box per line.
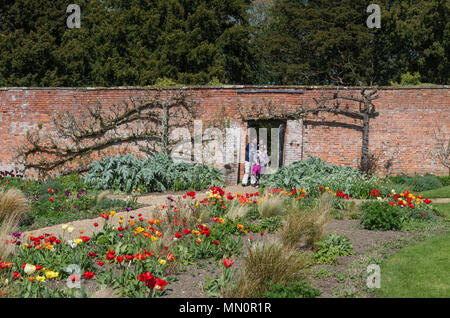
<box><xmin>16</xmin><ymin>89</ymin><xmax>198</xmax><ymax>177</ymax></box>
<box><xmin>238</xmin><ymin>88</ymin><xmax>380</xmax><ymax>174</ymax></box>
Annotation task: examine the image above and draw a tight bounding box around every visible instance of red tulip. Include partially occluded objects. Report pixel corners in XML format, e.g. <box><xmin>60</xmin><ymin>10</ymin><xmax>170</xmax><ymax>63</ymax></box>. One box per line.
<box><xmin>223</xmin><ymin>258</ymin><xmax>234</xmax><ymax>268</ymax></box>
<box><xmin>155</xmin><ymin>278</ymin><xmax>167</xmax><ymax>291</ymax></box>
<box><xmin>83</xmin><ymin>271</ymin><xmax>94</xmax><ymax>280</ymax></box>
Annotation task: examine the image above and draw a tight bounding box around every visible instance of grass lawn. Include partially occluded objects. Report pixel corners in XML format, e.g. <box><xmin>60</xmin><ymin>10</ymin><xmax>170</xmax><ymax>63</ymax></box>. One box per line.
<box><xmin>377</xmin><ymin>233</ymin><xmax>450</xmax><ymax>298</ymax></box>
<box><xmin>433</xmin><ymin>203</ymin><xmax>450</xmax><ymax>219</ymax></box>
<box><xmin>420</xmin><ymin>185</ymin><xmax>450</xmax><ymax>198</ymax></box>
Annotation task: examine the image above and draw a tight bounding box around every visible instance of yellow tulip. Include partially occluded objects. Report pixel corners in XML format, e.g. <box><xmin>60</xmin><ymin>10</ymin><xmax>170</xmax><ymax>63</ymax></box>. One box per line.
<box><xmin>45</xmin><ymin>271</ymin><xmax>59</xmax><ymax>279</ymax></box>
<box><xmin>67</xmin><ymin>226</ymin><xmax>74</xmax><ymax>233</ymax></box>
<box><xmin>36</xmin><ymin>275</ymin><xmax>46</xmax><ymax>283</ymax></box>
<box><xmin>74</xmin><ymin>238</ymin><xmax>83</xmax><ymax>245</ymax></box>
<box><xmin>62</xmin><ymin>224</ymin><xmax>68</xmax><ymax>231</ymax></box>
<box><xmin>159</xmin><ymin>259</ymin><xmax>167</xmax><ymax>265</ymax></box>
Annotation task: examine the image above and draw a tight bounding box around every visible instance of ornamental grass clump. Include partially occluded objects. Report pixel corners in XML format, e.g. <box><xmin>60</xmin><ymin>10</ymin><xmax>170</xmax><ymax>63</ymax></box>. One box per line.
<box><xmin>0</xmin><ymin>188</ymin><xmax>29</xmax><ymax>224</ymax></box>
<box><xmin>280</xmin><ymin>193</ymin><xmax>332</xmax><ymax>249</ymax></box>
<box><xmin>0</xmin><ymin>189</ymin><xmax>29</xmax><ymax>260</ymax></box>
<box><xmin>226</xmin><ymin>240</ymin><xmax>310</xmax><ymax>298</ymax></box>
<box><xmin>226</xmin><ymin>204</ymin><xmax>250</xmax><ymax>221</ymax></box>
<box><xmin>257</xmin><ymin>196</ymin><xmax>285</xmax><ymax>219</ymax></box>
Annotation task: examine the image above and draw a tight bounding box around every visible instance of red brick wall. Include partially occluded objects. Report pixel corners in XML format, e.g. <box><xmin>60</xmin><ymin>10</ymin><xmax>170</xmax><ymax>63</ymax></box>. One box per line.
<box><xmin>1</xmin><ymin>86</ymin><xmax>449</xmax><ymax>182</ymax></box>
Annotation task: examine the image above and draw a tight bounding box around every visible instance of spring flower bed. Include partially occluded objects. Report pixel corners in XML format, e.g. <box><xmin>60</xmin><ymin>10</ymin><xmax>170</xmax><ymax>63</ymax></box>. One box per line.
<box><xmin>0</xmin><ymin>184</ymin><xmax>443</xmax><ymax>298</ymax></box>
<box><xmin>0</xmin><ymin>175</ymin><xmax>142</xmax><ymax>230</ymax></box>
<box><xmin>370</xmin><ymin>188</ymin><xmax>435</xmax><ymax>219</ymax></box>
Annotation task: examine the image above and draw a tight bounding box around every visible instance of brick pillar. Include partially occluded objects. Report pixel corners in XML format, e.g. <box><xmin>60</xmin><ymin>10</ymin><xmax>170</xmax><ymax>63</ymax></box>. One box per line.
<box><xmin>284</xmin><ymin>119</ymin><xmax>303</xmax><ymax>165</ymax></box>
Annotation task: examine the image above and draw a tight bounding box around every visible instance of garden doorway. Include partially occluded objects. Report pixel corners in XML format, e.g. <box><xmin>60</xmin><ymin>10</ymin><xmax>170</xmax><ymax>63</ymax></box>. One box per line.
<box><xmin>246</xmin><ymin>119</ymin><xmax>286</xmax><ymax>171</ymax></box>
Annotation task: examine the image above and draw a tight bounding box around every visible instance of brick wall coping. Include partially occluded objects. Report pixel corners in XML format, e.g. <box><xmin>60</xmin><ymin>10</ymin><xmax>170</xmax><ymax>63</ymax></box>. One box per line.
<box><xmin>0</xmin><ymin>85</ymin><xmax>449</xmax><ymax>91</ymax></box>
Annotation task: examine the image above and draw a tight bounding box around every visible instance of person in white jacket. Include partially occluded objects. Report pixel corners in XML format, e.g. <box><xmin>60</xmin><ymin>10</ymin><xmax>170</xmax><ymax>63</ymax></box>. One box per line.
<box><xmin>259</xmin><ymin>143</ymin><xmax>269</xmax><ymax>175</ymax></box>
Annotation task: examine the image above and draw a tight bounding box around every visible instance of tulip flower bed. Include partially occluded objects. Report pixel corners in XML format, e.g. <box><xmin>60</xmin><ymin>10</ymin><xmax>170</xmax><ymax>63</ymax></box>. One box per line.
<box><xmin>0</xmin><ymin>184</ymin><xmax>445</xmax><ymax>298</ymax></box>
<box><xmin>0</xmin><ymin>186</ymin><xmax>328</xmax><ymax>298</ymax></box>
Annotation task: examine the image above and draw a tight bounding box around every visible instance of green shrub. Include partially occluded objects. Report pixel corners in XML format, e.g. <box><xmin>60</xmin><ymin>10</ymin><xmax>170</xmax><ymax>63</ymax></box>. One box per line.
<box><xmin>260</xmin><ymin>157</ymin><xmax>378</xmax><ymax>199</ymax></box>
<box><xmin>386</xmin><ymin>174</ymin><xmax>443</xmax><ymax>192</ymax></box>
<box><xmin>387</xmin><ymin>174</ymin><xmax>410</xmax><ymax>185</ymax></box>
<box><xmin>314</xmin><ymin>233</ymin><xmax>354</xmax><ymax>265</ymax></box>
<box><xmin>436</xmin><ymin>175</ymin><xmax>450</xmax><ymax>187</ymax></box>
<box><xmin>407</xmin><ymin>175</ymin><xmax>442</xmax><ymax>191</ymax></box>
<box><xmin>263</xmin><ymin>281</ymin><xmax>321</xmax><ymax>298</ymax></box>
<box><xmin>359</xmin><ymin>201</ymin><xmax>404</xmax><ymax>231</ymax></box>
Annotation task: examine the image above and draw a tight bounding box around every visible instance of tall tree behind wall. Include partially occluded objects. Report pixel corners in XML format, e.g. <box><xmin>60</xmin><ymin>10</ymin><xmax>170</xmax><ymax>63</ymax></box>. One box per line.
<box><xmin>254</xmin><ymin>0</ymin><xmax>449</xmax><ymax>85</ymax></box>
<box><xmin>0</xmin><ymin>0</ymin><xmax>256</xmax><ymax>86</ymax></box>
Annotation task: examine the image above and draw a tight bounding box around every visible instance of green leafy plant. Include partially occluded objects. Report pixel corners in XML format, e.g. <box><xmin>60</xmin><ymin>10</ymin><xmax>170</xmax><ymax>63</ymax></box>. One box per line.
<box><xmin>263</xmin><ymin>281</ymin><xmax>321</xmax><ymax>298</ymax></box>
<box><xmin>349</xmin><ymin>213</ymin><xmax>359</xmax><ymax>220</ymax></box>
<box><xmin>260</xmin><ymin>157</ymin><xmax>378</xmax><ymax>199</ymax></box>
<box><xmin>330</xmin><ymin>209</ymin><xmax>344</xmax><ymax>220</ymax></box>
<box><xmin>84</xmin><ymin>153</ymin><xmax>224</xmax><ymax>193</ymax></box>
<box><xmin>314</xmin><ymin>233</ymin><xmax>354</xmax><ymax>265</ymax></box>
<box><xmin>436</xmin><ymin>175</ymin><xmax>450</xmax><ymax>186</ymax></box>
<box><xmin>359</xmin><ymin>201</ymin><xmax>404</xmax><ymax>231</ymax></box>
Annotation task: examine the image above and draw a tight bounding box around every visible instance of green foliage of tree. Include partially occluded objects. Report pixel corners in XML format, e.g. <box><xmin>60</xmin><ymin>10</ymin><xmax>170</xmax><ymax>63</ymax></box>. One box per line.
<box><xmin>0</xmin><ymin>0</ymin><xmax>448</xmax><ymax>86</ymax></box>
<box><xmin>252</xmin><ymin>0</ymin><xmax>449</xmax><ymax>86</ymax></box>
<box><xmin>0</xmin><ymin>0</ymin><xmax>256</xmax><ymax>86</ymax></box>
